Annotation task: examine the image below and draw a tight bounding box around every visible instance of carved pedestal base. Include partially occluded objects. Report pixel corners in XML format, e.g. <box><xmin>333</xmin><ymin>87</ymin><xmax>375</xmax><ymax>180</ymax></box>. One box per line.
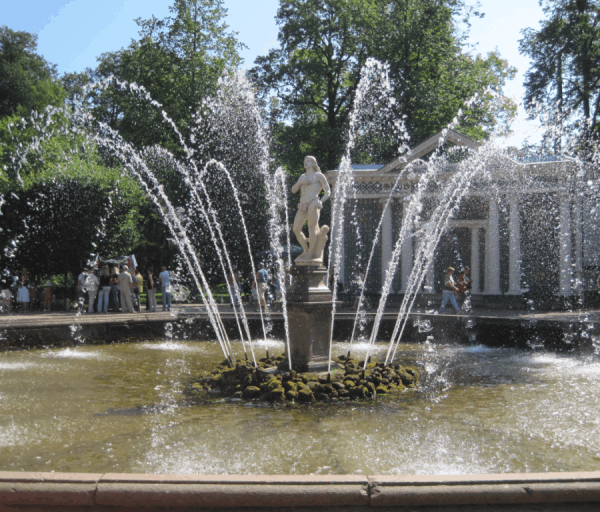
<box><xmin>294</xmin><ymin>225</ymin><xmax>329</xmax><ymax>266</ymax></box>
<box><xmin>285</xmin><ymin>265</ymin><xmax>337</xmax><ymax>372</ymax></box>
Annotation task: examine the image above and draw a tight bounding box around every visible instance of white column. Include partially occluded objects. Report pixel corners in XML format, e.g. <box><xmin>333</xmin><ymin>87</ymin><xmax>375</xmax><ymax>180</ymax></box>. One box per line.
<box><xmin>484</xmin><ymin>197</ymin><xmax>501</xmax><ymax>294</ymax></box>
<box><xmin>558</xmin><ymin>192</ymin><xmax>573</xmax><ymax>295</ymax></box>
<box><xmin>470</xmin><ymin>227</ymin><xmax>480</xmax><ymax>294</ymax></box>
<box><xmin>425</xmin><ymin>259</ymin><xmax>435</xmax><ymax>293</ymax></box>
<box><xmin>506</xmin><ymin>195</ymin><xmax>522</xmax><ymax>295</ymax></box>
<box><xmin>401</xmin><ymin>199</ymin><xmax>413</xmax><ymax>292</ymax></box>
<box><xmin>380</xmin><ymin>200</ymin><xmax>392</xmax><ymax>291</ymax></box>
<box><xmin>573</xmin><ymin>196</ymin><xmax>583</xmax><ymax>293</ymax></box>
<box><xmin>330</xmin><ymin>203</ymin><xmax>345</xmax><ymax>288</ymax></box>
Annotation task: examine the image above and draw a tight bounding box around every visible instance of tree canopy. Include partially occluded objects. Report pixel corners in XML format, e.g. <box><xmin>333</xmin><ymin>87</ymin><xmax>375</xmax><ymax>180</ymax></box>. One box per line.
<box><xmin>0</xmin><ymin>26</ymin><xmax>65</xmax><ymax>119</ymax></box>
<box><xmin>520</xmin><ymin>0</ymin><xmax>600</xmax><ymax>151</ymax></box>
<box><xmin>87</xmin><ymin>0</ymin><xmax>243</xmax><ymax>153</ymax></box>
<box><xmin>252</xmin><ymin>0</ymin><xmax>516</xmax><ymax>172</ymax></box>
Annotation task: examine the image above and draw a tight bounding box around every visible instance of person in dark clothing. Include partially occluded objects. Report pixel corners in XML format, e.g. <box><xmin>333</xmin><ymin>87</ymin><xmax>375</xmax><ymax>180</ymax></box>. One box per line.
<box><xmin>146</xmin><ymin>269</ymin><xmax>157</xmax><ymax>312</ymax></box>
<box><xmin>97</xmin><ymin>265</ymin><xmax>111</xmax><ymax>313</ymax></box>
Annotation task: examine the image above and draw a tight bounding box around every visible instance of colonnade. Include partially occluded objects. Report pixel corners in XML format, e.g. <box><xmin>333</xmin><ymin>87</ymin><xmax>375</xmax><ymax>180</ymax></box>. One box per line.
<box><xmin>373</xmin><ymin>192</ymin><xmax>578</xmax><ymax>297</ymax></box>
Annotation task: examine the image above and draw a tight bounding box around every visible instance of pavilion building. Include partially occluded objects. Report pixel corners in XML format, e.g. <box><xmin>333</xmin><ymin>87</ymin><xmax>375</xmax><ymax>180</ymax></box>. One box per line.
<box><xmin>325</xmin><ymin>129</ymin><xmax>600</xmax><ymax>310</ymax></box>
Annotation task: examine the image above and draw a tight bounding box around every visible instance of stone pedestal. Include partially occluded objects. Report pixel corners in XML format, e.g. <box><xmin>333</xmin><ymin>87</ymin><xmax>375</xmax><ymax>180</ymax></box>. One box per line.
<box><xmin>286</xmin><ymin>265</ymin><xmax>335</xmax><ymax>372</ymax></box>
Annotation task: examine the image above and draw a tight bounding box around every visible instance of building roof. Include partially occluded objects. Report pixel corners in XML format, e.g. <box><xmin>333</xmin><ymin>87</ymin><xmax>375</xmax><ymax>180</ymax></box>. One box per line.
<box><xmin>380</xmin><ymin>129</ymin><xmax>480</xmax><ymax>173</ymax></box>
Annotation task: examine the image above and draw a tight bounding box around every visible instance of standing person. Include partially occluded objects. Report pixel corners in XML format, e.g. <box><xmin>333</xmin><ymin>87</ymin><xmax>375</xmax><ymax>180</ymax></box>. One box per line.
<box><xmin>118</xmin><ymin>266</ymin><xmax>135</xmax><ymax>313</ymax></box>
<box><xmin>110</xmin><ymin>266</ymin><xmax>120</xmax><ymax>312</ymax></box>
<box><xmin>18</xmin><ymin>269</ymin><xmax>29</xmax><ymax>313</ymax></box>
<box><xmin>439</xmin><ymin>267</ymin><xmax>461</xmax><ymax>314</ymax></box>
<box><xmin>146</xmin><ymin>269</ymin><xmax>157</xmax><ymax>312</ymax></box>
<box><xmin>159</xmin><ymin>266</ymin><xmax>172</xmax><ymax>312</ymax></box>
<box><xmin>255</xmin><ymin>262</ymin><xmax>269</xmax><ymax>312</ymax></box>
<box><xmin>97</xmin><ymin>266</ymin><xmax>111</xmax><ymax>313</ymax></box>
<box><xmin>85</xmin><ymin>271</ymin><xmax>99</xmax><ymax>313</ymax></box>
<box><xmin>134</xmin><ymin>268</ymin><xmax>144</xmax><ymax>312</ymax></box>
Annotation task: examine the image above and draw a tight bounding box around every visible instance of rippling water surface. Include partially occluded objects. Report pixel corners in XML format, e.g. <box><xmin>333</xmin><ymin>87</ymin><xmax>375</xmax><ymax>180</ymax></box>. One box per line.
<box><xmin>1</xmin><ymin>340</ymin><xmax>600</xmax><ymax>475</ymax></box>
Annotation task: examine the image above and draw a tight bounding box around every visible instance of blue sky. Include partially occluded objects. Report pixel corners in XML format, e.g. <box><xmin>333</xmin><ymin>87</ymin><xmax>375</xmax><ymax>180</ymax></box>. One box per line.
<box><xmin>3</xmin><ymin>0</ymin><xmax>545</xmax><ymax>146</ymax></box>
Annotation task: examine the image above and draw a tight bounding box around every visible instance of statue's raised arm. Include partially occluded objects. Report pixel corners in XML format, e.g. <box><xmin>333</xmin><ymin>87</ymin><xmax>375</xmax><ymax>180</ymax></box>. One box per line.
<box><xmin>292</xmin><ymin>156</ymin><xmax>331</xmax><ymax>265</ymax></box>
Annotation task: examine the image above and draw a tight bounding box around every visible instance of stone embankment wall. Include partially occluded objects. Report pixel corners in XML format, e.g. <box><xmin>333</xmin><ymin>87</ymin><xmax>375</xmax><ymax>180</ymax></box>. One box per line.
<box><xmin>0</xmin><ymin>319</ymin><xmax>167</xmax><ymax>350</ymax></box>
<box><xmin>1</xmin><ymin>471</ymin><xmax>600</xmax><ymax>511</ymax></box>
<box><xmin>0</xmin><ymin>309</ymin><xmax>595</xmax><ymax>352</ymax></box>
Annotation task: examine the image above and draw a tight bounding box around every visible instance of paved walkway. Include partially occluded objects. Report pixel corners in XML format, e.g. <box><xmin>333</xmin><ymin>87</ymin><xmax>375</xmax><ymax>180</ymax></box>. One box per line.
<box><xmin>1</xmin><ymin>303</ymin><xmax>598</xmax><ymax>329</ymax></box>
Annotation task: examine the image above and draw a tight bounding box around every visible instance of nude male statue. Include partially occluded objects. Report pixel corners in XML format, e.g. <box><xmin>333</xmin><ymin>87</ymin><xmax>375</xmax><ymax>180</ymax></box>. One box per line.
<box><xmin>291</xmin><ymin>156</ymin><xmax>331</xmax><ymax>264</ymax></box>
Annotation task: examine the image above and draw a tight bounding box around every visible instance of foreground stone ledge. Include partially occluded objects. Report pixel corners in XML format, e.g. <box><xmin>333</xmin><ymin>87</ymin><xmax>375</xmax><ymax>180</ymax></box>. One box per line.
<box><xmin>1</xmin><ymin>472</ymin><xmax>600</xmax><ymax>510</ymax></box>
<box><xmin>370</xmin><ymin>472</ymin><xmax>600</xmax><ymax>507</ymax></box>
<box><xmin>97</xmin><ymin>474</ymin><xmax>369</xmax><ymax>508</ymax></box>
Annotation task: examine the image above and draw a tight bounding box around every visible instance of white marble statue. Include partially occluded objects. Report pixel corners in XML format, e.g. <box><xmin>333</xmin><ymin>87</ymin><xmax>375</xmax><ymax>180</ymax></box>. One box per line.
<box><xmin>291</xmin><ymin>156</ymin><xmax>331</xmax><ymax>265</ymax></box>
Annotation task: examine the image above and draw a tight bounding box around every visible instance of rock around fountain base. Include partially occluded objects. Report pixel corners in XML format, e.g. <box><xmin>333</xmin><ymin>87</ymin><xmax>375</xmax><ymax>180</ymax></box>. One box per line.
<box><xmin>188</xmin><ymin>353</ymin><xmax>419</xmax><ymax>403</ymax></box>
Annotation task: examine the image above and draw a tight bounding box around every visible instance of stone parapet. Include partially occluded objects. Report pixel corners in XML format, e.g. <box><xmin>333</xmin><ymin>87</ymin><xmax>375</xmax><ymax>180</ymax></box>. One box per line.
<box><xmin>1</xmin><ymin>471</ymin><xmax>600</xmax><ymax>511</ymax></box>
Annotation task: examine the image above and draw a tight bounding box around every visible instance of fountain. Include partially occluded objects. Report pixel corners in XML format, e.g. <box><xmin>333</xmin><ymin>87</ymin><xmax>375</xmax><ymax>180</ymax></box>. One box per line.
<box><xmin>2</xmin><ymin>57</ymin><xmax>600</xmax><ymax>491</ymax></box>
<box><xmin>286</xmin><ymin>155</ymin><xmax>335</xmax><ymax>372</ymax></box>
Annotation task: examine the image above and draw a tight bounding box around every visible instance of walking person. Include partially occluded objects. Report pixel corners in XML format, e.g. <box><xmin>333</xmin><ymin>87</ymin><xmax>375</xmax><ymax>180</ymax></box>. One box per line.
<box><xmin>85</xmin><ymin>270</ymin><xmax>99</xmax><ymax>314</ymax></box>
<box><xmin>146</xmin><ymin>269</ymin><xmax>157</xmax><ymax>312</ymax></box>
<box><xmin>255</xmin><ymin>262</ymin><xmax>269</xmax><ymax>312</ymax></box>
<box><xmin>118</xmin><ymin>266</ymin><xmax>135</xmax><ymax>313</ymax></box>
<box><xmin>438</xmin><ymin>267</ymin><xmax>461</xmax><ymax>314</ymax></box>
<box><xmin>97</xmin><ymin>266</ymin><xmax>111</xmax><ymax>313</ymax></box>
<box><xmin>159</xmin><ymin>266</ymin><xmax>172</xmax><ymax>312</ymax></box>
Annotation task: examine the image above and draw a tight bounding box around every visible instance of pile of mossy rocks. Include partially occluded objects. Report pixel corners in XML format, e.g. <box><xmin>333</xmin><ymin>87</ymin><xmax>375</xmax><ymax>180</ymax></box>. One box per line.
<box><xmin>188</xmin><ymin>353</ymin><xmax>418</xmax><ymax>403</ymax></box>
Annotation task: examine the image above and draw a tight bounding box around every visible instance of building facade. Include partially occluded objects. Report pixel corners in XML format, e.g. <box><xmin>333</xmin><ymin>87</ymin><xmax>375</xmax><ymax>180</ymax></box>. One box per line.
<box><xmin>326</xmin><ymin>130</ymin><xmax>600</xmax><ymax>310</ymax></box>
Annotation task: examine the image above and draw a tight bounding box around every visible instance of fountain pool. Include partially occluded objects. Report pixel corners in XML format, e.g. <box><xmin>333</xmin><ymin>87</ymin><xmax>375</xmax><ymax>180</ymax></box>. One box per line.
<box><xmin>2</xmin><ymin>339</ymin><xmax>600</xmax><ymax>475</ymax></box>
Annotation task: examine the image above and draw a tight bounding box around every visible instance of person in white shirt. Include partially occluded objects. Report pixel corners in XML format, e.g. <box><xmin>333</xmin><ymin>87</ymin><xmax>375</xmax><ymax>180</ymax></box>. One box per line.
<box><xmin>85</xmin><ymin>271</ymin><xmax>99</xmax><ymax>313</ymax></box>
<box><xmin>117</xmin><ymin>266</ymin><xmax>135</xmax><ymax>313</ymax></box>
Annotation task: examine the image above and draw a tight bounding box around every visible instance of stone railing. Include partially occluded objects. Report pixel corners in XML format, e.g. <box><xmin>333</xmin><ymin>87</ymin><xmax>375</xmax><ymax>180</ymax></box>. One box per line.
<box><xmin>2</xmin><ymin>471</ymin><xmax>600</xmax><ymax>510</ymax></box>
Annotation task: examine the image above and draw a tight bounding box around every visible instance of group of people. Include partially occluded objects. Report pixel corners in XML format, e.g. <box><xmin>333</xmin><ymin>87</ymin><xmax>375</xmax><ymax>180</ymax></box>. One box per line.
<box><xmin>0</xmin><ymin>265</ymin><xmax>176</xmax><ymax>314</ymax></box>
<box><xmin>439</xmin><ymin>266</ymin><xmax>472</xmax><ymax>314</ymax></box>
<box><xmin>0</xmin><ymin>268</ymin><xmax>43</xmax><ymax>313</ymax></box>
<box><xmin>78</xmin><ymin>265</ymin><xmax>174</xmax><ymax>313</ymax></box>
<box><xmin>227</xmin><ymin>262</ymin><xmax>289</xmax><ymax>312</ymax></box>
<box><xmin>1</xmin><ymin>262</ymin><xmax>474</xmax><ymax>316</ymax></box>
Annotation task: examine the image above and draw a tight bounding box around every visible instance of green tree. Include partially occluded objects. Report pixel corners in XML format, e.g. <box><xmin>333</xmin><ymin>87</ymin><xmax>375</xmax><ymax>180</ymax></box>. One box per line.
<box><xmin>0</xmin><ymin>27</ymin><xmax>67</xmax><ymax>169</ymax></box>
<box><xmin>520</xmin><ymin>0</ymin><xmax>600</xmax><ymax>150</ymax></box>
<box><xmin>372</xmin><ymin>0</ymin><xmax>516</xmax><ymax>156</ymax></box>
<box><xmin>88</xmin><ymin>0</ymin><xmax>243</xmax><ymax>152</ymax></box>
<box><xmin>252</xmin><ymin>0</ymin><xmax>379</xmax><ymax>171</ymax></box>
<box><xmin>0</xmin><ymin>26</ymin><xmax>65</xmax><ymax>119</ymax></box>
<box><xmin>0</xmin><ymin>179</ymin><xmax>111</xmax><ymax>281</ymax></box>
<box><xmin>86</xmin><ymin>1</ymin><xmax>274</xmax><ymax>280</ymax></box>
<box><xmin>252</xmin><ymin>0</ymin><xmax>517</xmax><ymax>171</ymax></box>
